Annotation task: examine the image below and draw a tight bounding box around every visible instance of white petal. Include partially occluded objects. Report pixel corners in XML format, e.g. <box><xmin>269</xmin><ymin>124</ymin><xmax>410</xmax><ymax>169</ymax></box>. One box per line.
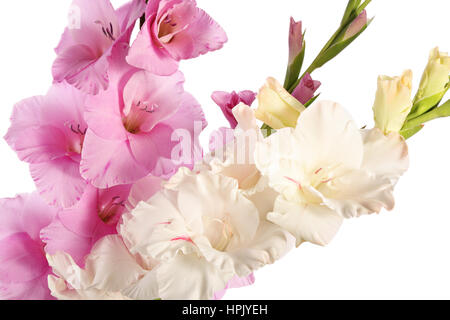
<box><xmin>120</xmin><ymin>194</ymin><xmax>198</xmax><ymax>262</ymax></box>
<box><xmin>166</xmin><ymin>169</ymin><xmax>260</xmax><ymax>244</ymax></box>
<box><xmin>84</xmin><ymin>235</ymin><xmax>146</xmax><ymax>292</ymax></box>
<box><xmin>122</xmin><ymin>270</ymin><xmax>160</xmax><ymax>300</ymax></box>
<box><xmin>195</xmin><ymin>220</ymin><xmax>295</xmax><ymax>278</ymax></box>
<box><xmin>48</xmin><ymin>275</ymin><xmax>129</xmax><ymax>300</ymax></box>
<box><xmin>268</xmin><ymin>196</ymin><xmax>344</xmax><ymax>246</ymax></box>
<box><xmin>156</xmin><ymin>254</ymin><xmax>229</xmax><ymax>300</ymax></box>
<box><xmin>47</xmin><ymin>235</ymin><xmax>146</xmax><ymax>294</ymax></box>
<box><xmin>209</xmin><ymin>104</ymin><xmax>265</xmax><ymax>194</ymax></box>
<box><xmin>293</xmin><ymin>101</ymin><xmax>364</xmax><ymax>174</ymax></box>
<box><xmin>361</xmin><ymin>128</ymin><xmax>409</xmax><ymax>180</ymax></box>
<box><xmin>321</xmin><ymin>169</ymin><xmax>396</xmax><ymax>218</ymax></box>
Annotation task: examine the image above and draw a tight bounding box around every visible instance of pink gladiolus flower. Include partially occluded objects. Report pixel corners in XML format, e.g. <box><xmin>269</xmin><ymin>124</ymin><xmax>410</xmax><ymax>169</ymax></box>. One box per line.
<box><xmin>0</xmin><ymin>193</ymin><xmax>57</xmax><ymax>300</ymax></box>
<box><xmin>211</xmin><ymin>91</ymin><xmax>257</xmax><ymax>128</ymax></box>
<box><xmin>127</xmin><ymin>0</ymin><xmax>228</xmax><ymax>75</ymax></box>
<box><xmin>289</xmin><ymin>17</ymin><xmax>303</xmax><ymax>65</ymax></box>
<box><xmin>80</xmin><ymin>45</ymin><xmax>206</xmax><ymax>188</ymax></box>
<box><xmin>52</xmin><ymin>0</ymin><xmax>146</xmax><ymax>94</ymax></box>
<box><xmin>291</xmin><ymin>73</ymin><xmax>321</xmax><ymax>104</ymax></box>
<box><xmin>41</xmin><ymin>184</ymin><xmax>131</xmax><ymax>267</ymax></box>
<box><xmin>42</xmin><ymin>174</ymin><xmax>163</xmax><ymax>268</ymax></box>
<box><xmin>4</xmin><ymin>83</ymin><xmax>89</xmax><ymax>209</ymax></box>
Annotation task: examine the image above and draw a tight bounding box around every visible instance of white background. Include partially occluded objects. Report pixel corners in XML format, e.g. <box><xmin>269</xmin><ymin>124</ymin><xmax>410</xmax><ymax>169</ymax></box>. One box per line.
<box><xmin>0</xmin><ymin>0</ymin><xmax>449</xmax><ymax>299</ymax></box>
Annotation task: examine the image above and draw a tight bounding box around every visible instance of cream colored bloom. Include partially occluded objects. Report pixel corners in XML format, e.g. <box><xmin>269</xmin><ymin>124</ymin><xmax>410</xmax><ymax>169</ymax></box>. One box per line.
<box><xmin>373</xmin><ymin>70</ymin><xmax>413</xmax><ymax>134</ymax></box>
<box><xmin>47</xmin><ymin>235</ymin><xmax>156</xmax><ymax>300</ymax></box>
<box><xmin>208</xmin><ymin>103</ymin><xmax>288</xmax><ymax>219</ymax></box>
<box><xmin>255</xmin><ymin>77</ymin><xmax>305</xmax><ymax>129</ymax></box>
<box><xmin>255</xmin><ymin>101</ymin><xmax>409</xmax><ymax>246</ymax></box>
<box><xmin>415</xmin><ymin>47</ymin><xmax>450</xmax><ymax>102</ymax></box>
<box><xmin>119</xmin><ymin>168</ymin><xmax>293</xmax><ymax>300</ymax></box>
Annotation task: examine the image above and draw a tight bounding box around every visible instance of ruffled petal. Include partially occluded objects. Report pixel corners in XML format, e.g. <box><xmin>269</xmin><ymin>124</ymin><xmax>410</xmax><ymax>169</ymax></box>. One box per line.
<box><xmin>361</xmin><ymin>129</ymin><xmax>409</xmax><ymax>180</ymax></box>
<box><xmin>321</xmin><ymin>169</ymin><xmax>396</xmax><ymax>218</ymax></box>
<box><xmin>127</xmin><ymin>18</ymin><xmax>179</xmax><ymax>75</ymax></box>
<box><xmin>161</xmin><ymin>2</ymin><xmax>228</xmax><ymax>60</ymax></box>
<box><xmin>155</xmin><ymin>254</ymin><xmax>229</xmax><ymax>300</ymax></box>
<box><xmin>30</xmin><ymin>158</ymin><xmax>88</xmax><ymax>208</ymax></box>
<box><xmin>29</xmin><ymin>158</ymin><xmax>85</xmax><ymax>209</ymax></box>
<box><xmin>268</xmin><ymin>196</ymin><xmax>344</xmax><ymax>246</ymax></box>
<box><xmin>0</xmin><ymin>193</ymin><xmax>57</xmax><ymax>241</ymax></box>
<box><xmin>47</xmin><ymin>235</ymin><xmax>146</xmax><ymax>294</ymax></box>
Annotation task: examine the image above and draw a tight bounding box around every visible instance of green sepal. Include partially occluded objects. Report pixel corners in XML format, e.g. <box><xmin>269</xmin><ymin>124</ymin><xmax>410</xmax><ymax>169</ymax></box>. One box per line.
<box><xmin>403</xmin><ymin>99</ymin><xmax>450</xmax><ymax>130</ymax></box>
<box><xmin>261</xmin><ymin>123</ymin><xmax>276</xmax><ymax>138</ymax></box>
<box><xmin>284</xmin><ymin>42</ymin><xmax>306</xmax><ymax>90</ymax></box>
<box><xmin>304</xmin><ymin>93</ymin><xmax>321</xmax><ymax>108</ymax></box>
<box><xmin>408</xmin><ymin>81</ymin><xmax>450</xmax><ymax>120</ymax></box>
<box><xmin>400</xmin><ymin>125</ymin><xmax>424</xmax><ymax>140</ymax></box>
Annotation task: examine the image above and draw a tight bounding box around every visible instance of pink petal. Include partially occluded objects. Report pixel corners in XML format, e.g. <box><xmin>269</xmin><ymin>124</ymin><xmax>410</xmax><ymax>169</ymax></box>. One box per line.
<box><xmin>161</xmin><ymin>1</ymin><xmax>228</xmax><ymax>60</ymax></box>
<box><xmin>80</xmin><ymin>129</ymin><xmax>149</xmax><ymax>188</ymax></box>
<box><xmin>53</xmin><ymin>0</ymin><xmax>144</xmax><ymax>94</ymax></box>
<box><xmin>126</xmin><ymin>175</ymin><xmax>163</xmax><ymax>210</ymax></box>
<box><xmin>42</xmin><ymin>184</ymin><xmax>130</xmax><ymax>267</ymax></box>
<box><xmin>116</xmin><ymin>0</ymin><xmax>147</xmax><ymax>33</ymax></box>
<box><xmin>160</xmin><ymin>93</ymin><xmax>207</xmax><ymax>172</ymax></box>
<box><xmin>70</xmin><ymin>0</ymin><xmax>119</xmax><ymax>53</ymax></box>
<box><xmin>0</xmin><ymin>272</ymin><xmax>54</xmax><ymax>300</ymax></box>
<box><xmin>30</xmin><ymin>157</ymin><xmax>88</xmax><ymax>209</ymax></box>
<box><xmin>85</xmin><ymin>84</ymin><xmax>129</xmax><ymax>141</ymax></box>
<box><xmin>52</xmin><ymin>45</ymin><xmax>110</xmax><ymax>95</ymax></box>
<box><xmin>122</xmin><ymin>70</ymin><xmax>184</xmax><ymax>132</ymax></box>
<box><xmin>5</xmin><ymin>83</ymin><xmax>87</xmax><ymax>163</ymax></box>
<box><xmin>41</xmin><ymin>219</ymin><xmax>92</xmax><ymax>267</ymax></box>
<box><xmin>211</xmin><ymin>90</ymin><xmax>256</xmax><ymax>128</ymax></box>
<box><xmin>129</xmin><ymin>124</ymin><xmax>174</xmax><ymax>166</ymax></box>
<box><xmin>0</xmin><ymin>233</ymin><xmax>49</xmax><ymax>283</ymax></box>
<box><xmin>0</xmin><ymin>193</ymin><xmax>56</xmax><ymax>300</ymax></box>
<box><xmin>0</xmin><ymin>193</ymin><xmax>57</xmax><ymax>243</ymax></box>
<box><xmin>127</xmin><ymin>18</ymin><xmax>180</xmax><ymax>75</ymax></box>
<box><xmin>292</xmin><ymin>73</ymin><xmax>321</xmax><ymax>105</ymax></box>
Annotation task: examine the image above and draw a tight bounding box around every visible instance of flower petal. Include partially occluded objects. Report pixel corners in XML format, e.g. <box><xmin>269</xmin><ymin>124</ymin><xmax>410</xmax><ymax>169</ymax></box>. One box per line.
<box><xmin>361</xmin><ymin>129</ymin><xmax>409</xmax><ymax>180</ymax></box>
<box><xmin>268</xmin><ymin>196</ymin><xmax>344</xmax><ymax>246</ymax></box>
<box><xmin>162</xmin><ymin>2</ymin><xmax>228</xmax><ymax>60</ymax></box>
<box><xmin>155</xmin><ymin>254</ymin><xmax>229</xmax><ymax>300</ymax></box>
<box><xmin>80</xmin><ymin>130</ymin><xmax>149</xmax><ymax>188</ymax></box>
<box><xmin>127</xmin><ymin>18</ymin><xmax>180</xmax><ymax>75</ymax></box>
<box><xmin>30</xmin><ymin>157</ymin><xmax>88</xmax><ymax>208</ymax></box>
<box><xmin>47</xmin><ymin>235</ymin><xmax>146</xmax><ymax>294</ymax></box>
<box><xmin>293</xmin><ymin>101</ymin><xmax>364</xmax><ymax>174</ymax></box>
<box><xmin>321</xmin><ymin>169</ymin><xmax>396</xmax><ymax>218</ymax></box>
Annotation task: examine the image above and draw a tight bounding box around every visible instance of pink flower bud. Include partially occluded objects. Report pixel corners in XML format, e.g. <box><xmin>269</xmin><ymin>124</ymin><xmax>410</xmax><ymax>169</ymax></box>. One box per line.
<box><xmin>289</xmin><ymin>17</ymin><xmax>304</xmax><ymax>65</ymax></box>
<box><xmin>292</xmin><ymin>73</ymin><xmax>321</xmax><ymax>104</ymax></box>
<box><xmin>344</xmin><ymin>10</ymin><xmax>368</xmax><ymax>40</ymax></box>
<box><xmin>212</xmin><ymin>91</ymin><xmax>257</xmax><ymax>128</ymax></box>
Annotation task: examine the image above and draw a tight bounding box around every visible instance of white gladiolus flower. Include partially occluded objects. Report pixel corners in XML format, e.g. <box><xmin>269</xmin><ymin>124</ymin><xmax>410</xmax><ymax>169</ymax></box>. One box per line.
<box><xmin>47</xmin><ymin>235</ymin><xmax>155</xmax><ymax>300</ymax></box>
<box><xmin>119</xmin><ymin>168</ymin><xmax>294</xmax><ymax>300</ymax></box>
<box><xmin>209</xmin><ymin>103</ymin><xmax>267</xmax><ymax>194</ymax></box>
<box><xmin>255</xmin><ymin>101</ymin><xmax>409</xmax><ymax>246</ymax></box>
